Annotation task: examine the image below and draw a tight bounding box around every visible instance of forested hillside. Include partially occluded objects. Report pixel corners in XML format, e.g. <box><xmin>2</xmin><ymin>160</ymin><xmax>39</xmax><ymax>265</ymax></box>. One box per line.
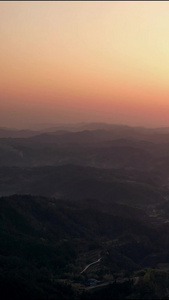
<box><xmin>1</xmin><ymin>124</ymin><xmax>169</xmax><ymax>299</ymax></box>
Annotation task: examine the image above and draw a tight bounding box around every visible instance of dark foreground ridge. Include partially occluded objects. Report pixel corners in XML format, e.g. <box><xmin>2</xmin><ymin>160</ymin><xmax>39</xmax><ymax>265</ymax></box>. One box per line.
<box><xmin>1</xmin><ymin>194</ymin><xmax>169</xmax><ymax>299</ymax></box>
<box><xmin>1</xmin><ymin>124</ymin><xmax>169</xmax><ymax>299</ymax></box>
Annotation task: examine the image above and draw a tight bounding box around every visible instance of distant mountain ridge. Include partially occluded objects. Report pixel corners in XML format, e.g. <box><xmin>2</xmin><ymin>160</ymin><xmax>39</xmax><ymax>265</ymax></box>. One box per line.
<box><xmin>0</xmin><ymin>127</ymin><xmax>39</xmax><ymax>138</ymax></box>
<box><xmin>2</xmin><ymin>123</ymin><xmax>169</xmax><ymax>138</ymax></box>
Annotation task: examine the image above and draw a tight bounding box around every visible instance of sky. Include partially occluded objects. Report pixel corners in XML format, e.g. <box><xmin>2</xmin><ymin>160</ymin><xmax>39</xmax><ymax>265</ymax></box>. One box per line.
<box><xmin>1</xmin><ymin>1</ymin><xmax>169</xmax><ymax>129</ymax></box>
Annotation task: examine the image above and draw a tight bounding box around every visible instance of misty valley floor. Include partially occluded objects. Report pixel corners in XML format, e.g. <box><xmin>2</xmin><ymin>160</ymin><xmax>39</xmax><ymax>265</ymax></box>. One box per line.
<box><xmin>1</xmin><ymin>124</ymin><xmax>169</xmax><ymax>299</ymax></box>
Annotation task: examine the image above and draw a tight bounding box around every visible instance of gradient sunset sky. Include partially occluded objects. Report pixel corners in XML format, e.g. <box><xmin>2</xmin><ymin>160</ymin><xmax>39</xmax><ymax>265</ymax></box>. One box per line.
<box><xmin>1</xmin><ymin>1</ymin><xmax>169</xmax><ymax>128</ymax></box>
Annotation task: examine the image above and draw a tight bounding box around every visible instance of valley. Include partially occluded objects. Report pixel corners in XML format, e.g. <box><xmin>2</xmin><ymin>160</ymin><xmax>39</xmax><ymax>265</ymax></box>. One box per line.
<box><xmin>1</xmin><ymin>124</ymin><xmax>169</xmax><ymax>299</ymax></box>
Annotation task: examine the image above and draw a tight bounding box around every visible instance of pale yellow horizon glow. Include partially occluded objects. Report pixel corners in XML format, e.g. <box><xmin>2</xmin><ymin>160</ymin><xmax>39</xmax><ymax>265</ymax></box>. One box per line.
<box><xmin>1</xmin><ymin>1</ymin><xmax>169</xmax><ymax>128</ymax></box>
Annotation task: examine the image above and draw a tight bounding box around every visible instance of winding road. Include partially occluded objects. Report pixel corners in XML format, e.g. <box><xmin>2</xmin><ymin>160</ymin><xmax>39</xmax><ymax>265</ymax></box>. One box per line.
<box><xmin>80</xmin><ymin>257</ymin><xmax>102</xmax><ymax>274</ymax></box>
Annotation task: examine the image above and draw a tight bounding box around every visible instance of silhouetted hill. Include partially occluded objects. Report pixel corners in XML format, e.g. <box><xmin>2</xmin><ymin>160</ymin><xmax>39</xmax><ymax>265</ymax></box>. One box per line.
<box><xmin>2</xmin><ymin>124</ymin><xmax>169</xmax><ymax>299</ymax></box>
<box><xmin>1</xmin><ymin>194</ymin><xmax>169</xmax><ymax>299</ymax></box>
<box><xmin>39</xmin><ymin>122</ymin><xmax>169</xmax><ymax>135</ymax></box>
<box><xmin>1</xmin><ymin>125</ymin><xmax>169</xmax><ymax>171</ymax></box>
<box><xmin>29</xmin><ymin>127</ymin><xmax>169</xmax><ymax>144</ymax></box>
<box><xmin>0</xmin><ymin>165</ymin><xmax>165</xmax><ymax>209</ymax></box>
<box><xmin>0</xmin><ymin>127</ymin><xmax>39</xmax><ymax>138</ymax></box>
<box><xmin>0</xmin><ymin>135</ymin><xmax>160</xmax><ymax>169</ymax></box>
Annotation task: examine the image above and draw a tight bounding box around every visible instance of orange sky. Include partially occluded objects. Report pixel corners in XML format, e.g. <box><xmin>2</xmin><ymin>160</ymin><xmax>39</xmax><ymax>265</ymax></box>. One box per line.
<box><xmin>1</xmin><ymin>1</ymin><xmax>169</xmax><ymax>128</ymax></box>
